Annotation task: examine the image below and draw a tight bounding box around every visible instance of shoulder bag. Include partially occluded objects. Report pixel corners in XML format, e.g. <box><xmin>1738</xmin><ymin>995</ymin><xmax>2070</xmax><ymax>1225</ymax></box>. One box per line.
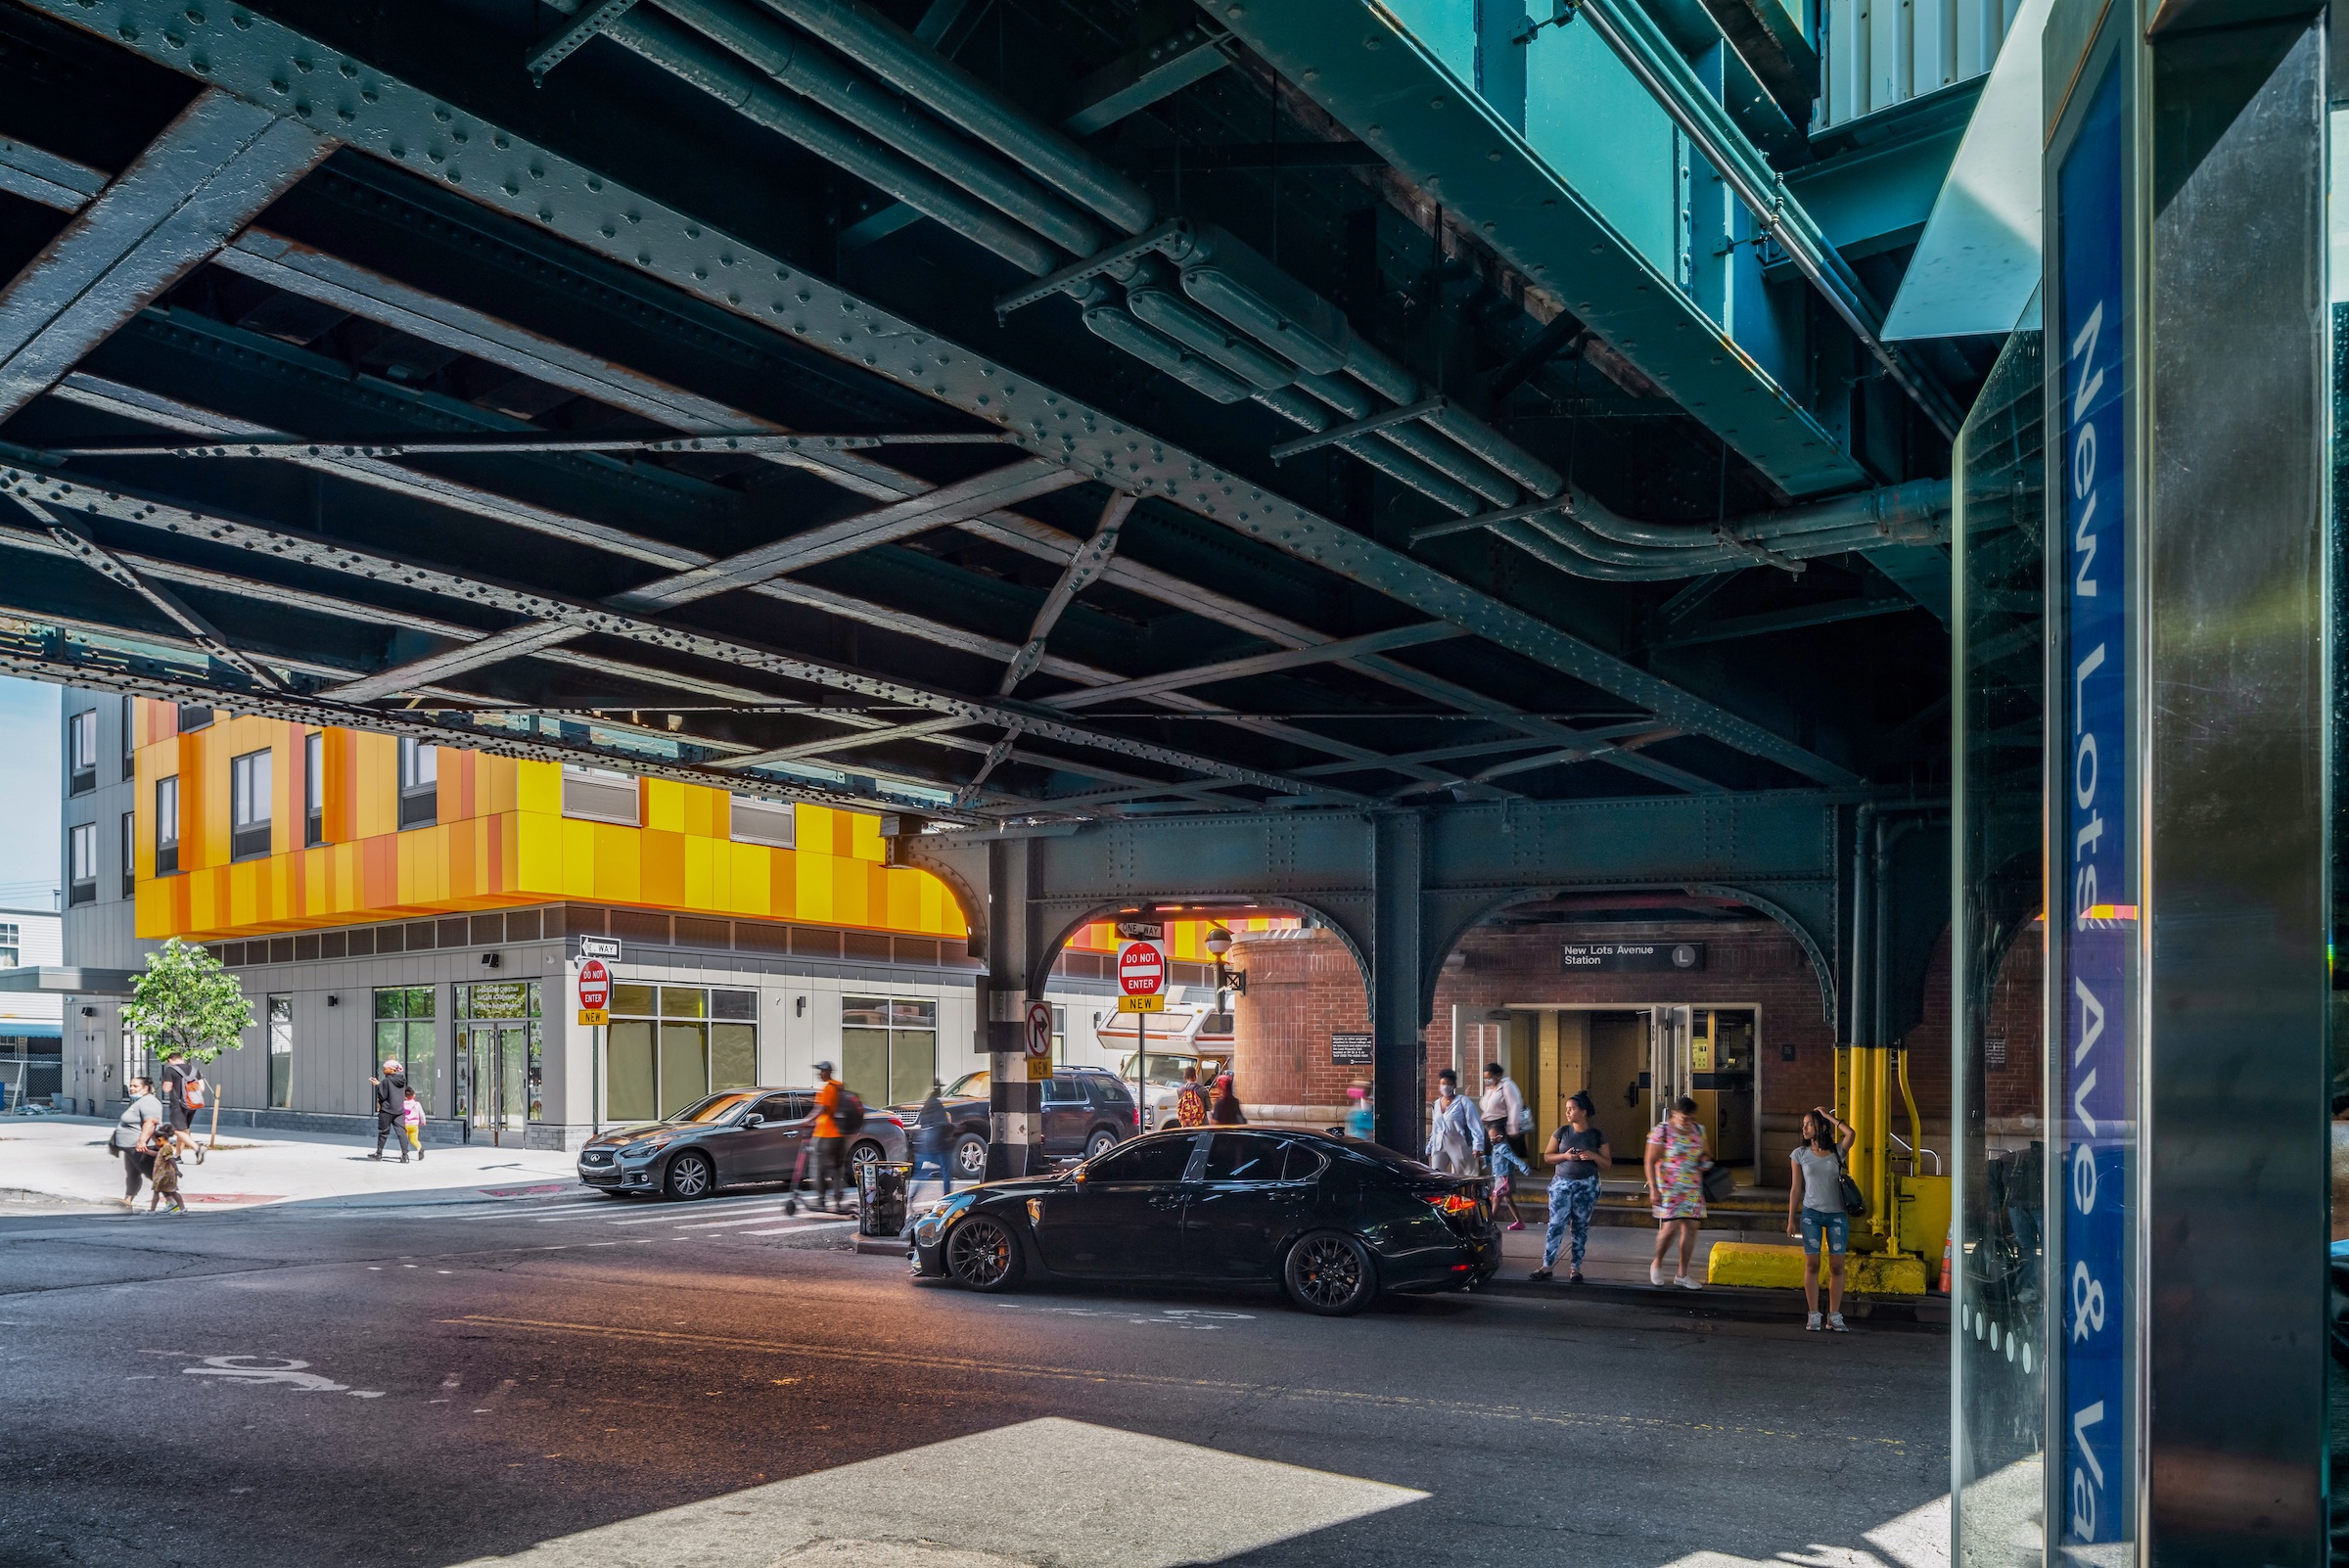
<box><xmin>1834</xmin><ymin>1148</ymin><xmax>1868</xmax><ymax>1217</ymax></box>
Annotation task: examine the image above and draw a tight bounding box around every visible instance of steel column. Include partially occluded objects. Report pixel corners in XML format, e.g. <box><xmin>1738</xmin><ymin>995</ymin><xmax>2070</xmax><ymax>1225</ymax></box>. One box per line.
<box><xmin>1368</xmin><ymin>811</ymin><xmax>1426</xmax><ymax>1154</ymax></box>
<box><xmin>982</xmin><ymin>835</ymin><xmax>1045</xmax><ymax>1179</ymax></box>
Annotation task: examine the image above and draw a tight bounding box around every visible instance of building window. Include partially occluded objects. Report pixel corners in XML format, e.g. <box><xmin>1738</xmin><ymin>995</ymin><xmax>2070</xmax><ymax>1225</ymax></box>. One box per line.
<box><xmin>0</xmin><ymin>923</ymin><xmax>21</xmax><ymax>968</ymax></box>
<box><xmin>176</xmin><ymin>704</ymin><xmax>213</xmax><ymax>732</ymax></box>
<box><xmin>67</xmin><ymin>709</ymin><xmax>96</xmax><ymax>796</ymax></box>
<box><xmin>68</xmin><ymin>823</ymin><xmax>96</xmax><ymax>904</ymax></box>
<box><xmin>304</xmin><ymin>731</ymin><xmax>325</xmax><ymax>847</ymax></box>
<box><xmin>230</xmin><ymin>749</ymin><xmax>272</xmax><ymax>860</ymax></box>
<box><xmin>119</xmin><ymin>695</ymin><xmax>135</xmax><ymax>780</ymax></box>
<box><xmin>119</xmin><ymin>811</ymin><xmax>135</xmax><ymax>898</ymax></box>
<box><xmin>267</xmin><ymin>994</ymin><xmax>292</xmax><ymax>1109</ymax></box>
<box><xmin>397</xmin><ymin>737</ymin><xmax>437</xmax><ymax>830</ymax></box>
<box><xmin>728</xmin><ymin>795</ymin><xmax>796</xmax><ymax>849</ymax></box>
<box><xmin>456</xmin><ymin>982</ymin><xmax>544</xmax><ymax>1127</ymax></box>
<box><xmin>561</xmin><ymin>764</ymin><xmax>639</xmax><ymax>826</ymax></box>
<box><xmin>841</xmin><ymin>996</ymin><xmax>937</xmax><ymax>1109</ymax></box>
<box><xmin>372</xmin><ymin>987</ymin><xmax>437</xmax><ymax>1115</ymax></box>
<box><xmin>155</xmin><ymin>776</ymin><xmax>179</xmax><ymax>876</ymax></box>
<box><xmin>604</xmin><ymin>984</ymin><xmax>756</xmax><ymax>1124</ymax></box>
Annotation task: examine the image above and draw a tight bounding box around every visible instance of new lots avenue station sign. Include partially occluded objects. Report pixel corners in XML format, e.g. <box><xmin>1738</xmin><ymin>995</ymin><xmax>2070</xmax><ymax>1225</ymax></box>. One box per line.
<box><xmin>1560</xmin><ymin>943</ymin><xmax>1706</xmax><ymax>972</ymax></box>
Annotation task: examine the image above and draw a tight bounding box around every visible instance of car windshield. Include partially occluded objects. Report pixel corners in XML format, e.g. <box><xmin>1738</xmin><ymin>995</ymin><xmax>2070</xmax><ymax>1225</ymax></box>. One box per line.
<box><xmin>1119</xmin><ymin>1053</ymin><xmax>1199</xmax><ymax>1087</ymax></box>
<box><xmin>944</xmin><ymin>1070</ymin><xmax>989</xmax><ymax>1098</ymax></box>
<box><xmin>668</xmin><ymin>1092</ymin><xmax>760</xmax><ymax>1125</ymax></box>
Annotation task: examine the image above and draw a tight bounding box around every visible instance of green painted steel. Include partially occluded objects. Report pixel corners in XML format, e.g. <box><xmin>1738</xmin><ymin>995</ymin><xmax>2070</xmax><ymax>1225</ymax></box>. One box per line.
<box><xmin>1217</xmin><ymin>0</ymin><xmax>1866</xmax><ymax>498</ymax></box>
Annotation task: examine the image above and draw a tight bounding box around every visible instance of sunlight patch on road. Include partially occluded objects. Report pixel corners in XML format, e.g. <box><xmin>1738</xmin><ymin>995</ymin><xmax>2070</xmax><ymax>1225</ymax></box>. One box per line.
<box><xmin>442</xmin><ymin>1416</ymin><xmax>1423</xmax><ymax>1568</ymax></box>
<box><xmin>1655</xmin><ymin>1465</ymin><xmax>2030</xmax><ymax>1568</ymax></box>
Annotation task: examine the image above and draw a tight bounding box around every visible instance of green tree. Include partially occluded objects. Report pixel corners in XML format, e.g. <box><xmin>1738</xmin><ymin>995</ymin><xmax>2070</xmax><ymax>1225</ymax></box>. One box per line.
<box><xmin>121</xmin><ymin>938</ymin><xmax>253</xmax><ymax>1068</ymax></box>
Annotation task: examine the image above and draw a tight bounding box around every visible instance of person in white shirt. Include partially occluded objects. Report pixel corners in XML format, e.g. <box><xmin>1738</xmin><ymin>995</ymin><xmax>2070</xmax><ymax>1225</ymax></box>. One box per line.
<box><xmin>1424</xmin><ymin>1070</ymin><xmax>1486</xmax><ymax>1175</ymax></box>
<box><xmin>113</xmin><ymin>1077</ymin><xmax>161</xmax><ymax>1209</ymax></box>
<box><xmin>1480</xmin><ymin>1062</ymin><xmax>1528</xmax><ymax>1162</ymax></box>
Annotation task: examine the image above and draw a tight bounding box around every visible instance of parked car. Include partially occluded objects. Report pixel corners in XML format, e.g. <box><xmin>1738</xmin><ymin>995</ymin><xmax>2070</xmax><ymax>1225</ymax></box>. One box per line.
<box><xmin>900</xmin><ymin>1067</ymin><xmax>1136</xmax><ymax>1181</ymax></box>
<box><xmin>908</xmin><ymin>1128</ymin><xmax>1499</xmax><ymax>1314</ymax></box>
<box><xmin>576</xmin><ymin>1087</ymin><xmax>908</xmax><ymax>1201</ymax></box>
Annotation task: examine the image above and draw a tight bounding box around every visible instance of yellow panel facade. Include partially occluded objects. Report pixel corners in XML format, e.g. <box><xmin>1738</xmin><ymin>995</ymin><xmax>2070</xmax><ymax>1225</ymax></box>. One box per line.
<box><xmin>132</xmin><ymin>704</ymin><xmax>968</xmax><ymax>943</ymax></box>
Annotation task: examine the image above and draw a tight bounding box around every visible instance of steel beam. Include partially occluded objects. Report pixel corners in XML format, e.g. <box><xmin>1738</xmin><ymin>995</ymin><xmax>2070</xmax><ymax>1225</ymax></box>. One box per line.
<box><xmin>0</xmin><ymin>90</ymin><xmax>327</xmax><ymax>420</ymax></box>
<box><xmin>5</xmin><ymin>466</ymin><xmax>1367</xmax><ymax>803</ymax></box>
<box><xmin>997</xmin><ymin>490</ymin><xmax>1132</xmax><ymax>696</ymax></box>
<box><xmin>24</xmin><ymin>0</ymin><xmax>1857</xmax><ymax>785</ymax></box>
<box><xmin>1039</xmin><ymin>623</ymin><xmax>1469</xmax><ymax>712</ymax></box>
<box><xmin>1369</xmin><ymin>810</ymin><xmax>1425</xmax><ymax>1151</ymax></box>
<box><xmin>1653</xmin><ymin>593</ymin><xmax>1916</xmax><ymax>647</ymax></box>
<box><xmin>0</xmin><ymin>136</ymin><xmax>108</xmax><ymax>214</ymax></box>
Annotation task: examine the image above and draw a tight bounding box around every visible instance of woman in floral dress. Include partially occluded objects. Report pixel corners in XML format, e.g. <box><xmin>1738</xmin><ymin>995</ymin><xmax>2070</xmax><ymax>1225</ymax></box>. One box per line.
<box><xmin>1643</xmin><ymin>1095</ymin><xmax>1709</xmax><ymax>1289</ymax></box>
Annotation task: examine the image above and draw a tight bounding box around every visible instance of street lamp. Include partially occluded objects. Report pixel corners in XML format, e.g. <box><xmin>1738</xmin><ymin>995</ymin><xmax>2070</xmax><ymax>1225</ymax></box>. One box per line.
<box><xmin>1204</xmin><ymin>927</ymin><xmax>1239</xmax><ymax>1028</ymax></box>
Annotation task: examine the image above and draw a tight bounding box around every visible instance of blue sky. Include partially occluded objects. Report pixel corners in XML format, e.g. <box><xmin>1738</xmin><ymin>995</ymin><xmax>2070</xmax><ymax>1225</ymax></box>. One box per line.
<box><xmin>0</xmin><ymin>678</ymin><xmax>60</xmax><ymax>908</ymax></box>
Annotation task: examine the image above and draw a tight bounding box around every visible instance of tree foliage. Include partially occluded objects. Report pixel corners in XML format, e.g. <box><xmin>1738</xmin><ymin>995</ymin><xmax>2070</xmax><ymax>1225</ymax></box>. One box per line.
<box><xmin>121</xmin><ymin>939</ymin><xmax>253</xmax><ymax>1067</ymax></box>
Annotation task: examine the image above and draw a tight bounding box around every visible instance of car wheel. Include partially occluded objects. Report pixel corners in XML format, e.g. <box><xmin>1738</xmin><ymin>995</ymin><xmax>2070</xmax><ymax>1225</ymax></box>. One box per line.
<box><xmin>849</xmin><ymin>1138</ymin><xmax>885</xmax><ymax>1169</ymax></box>
<box><xmin>1083</xmin><ymin>1128</ymin><xmax>1119</xmax><ymax>1159</ymax></box>
<box><xmin>944</xmin><ymin>1215</ymin><xmax>1023</xmax><ymax>1291</ymax></box>
<box><xmin>952</xmin><ymin>1132</ymin><xmax>990</xmax><ymax>1180</ymax></box>
<box><xmin>663</xmin><ymin>1151</ymin><xmax>714</xmax><ymax>1202</ymax></box>
<box><xmin>1284</xmin><ymin>1230</ymin><xmax>1376</xmax><ymax>1315</ymax></box>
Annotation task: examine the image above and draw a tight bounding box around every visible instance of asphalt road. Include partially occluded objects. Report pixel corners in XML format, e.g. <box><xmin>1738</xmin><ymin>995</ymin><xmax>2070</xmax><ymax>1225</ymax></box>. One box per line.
<box><xmin>0</xmin><ymin>1184</ymin><xmax>1950</xmax><ymax>1568</ymax></box>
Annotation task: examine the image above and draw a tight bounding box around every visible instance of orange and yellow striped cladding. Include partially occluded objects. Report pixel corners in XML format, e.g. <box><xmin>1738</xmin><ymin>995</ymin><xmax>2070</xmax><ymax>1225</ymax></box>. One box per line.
<box><xmin>130</xmin><ymin>705</ymin><xmax>965</xmax><ymax>942</ymax></box>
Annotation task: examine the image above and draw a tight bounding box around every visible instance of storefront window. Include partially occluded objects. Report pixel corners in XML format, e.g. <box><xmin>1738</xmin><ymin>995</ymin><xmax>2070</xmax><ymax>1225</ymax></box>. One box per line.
<box><xmin>372</xmin><ymin>987</ymin><xmax>437</xmax><ymax>1115</ymax></box>
<box><xmin>456</xmin><ymin>982</ymin><xmax>542</xmax><ymax>1125</ymax></box>
<box><xmin>605</xmin><ymin>985</ymin><xmax>756</xmax><ymax>1123</ymax></box>
<box><xmin>1952</xmin><ymin>298</ymin><xmax>2047</xmax><ymax>1568</ymax></box>
<box><xmin>842</xmin><ymin>996</ymin><xmax>937</xmax><ymax>1108</ymax></box>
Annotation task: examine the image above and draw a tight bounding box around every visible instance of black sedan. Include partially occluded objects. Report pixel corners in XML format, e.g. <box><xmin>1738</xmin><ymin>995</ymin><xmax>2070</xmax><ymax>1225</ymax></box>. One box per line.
<box><xmin>576</xmin><ymin>1088</ymin><xmax>909</xmax><ymax>1200</ymax></box>
<box><xmin>907</xmin><ymin>1128</ymin><xmax>1498</xmax><ymax>1314</ymax></box>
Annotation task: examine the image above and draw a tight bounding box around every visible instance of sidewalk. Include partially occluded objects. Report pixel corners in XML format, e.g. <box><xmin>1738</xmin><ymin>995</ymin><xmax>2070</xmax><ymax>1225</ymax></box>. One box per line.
<box><xmin>0</xmin><ymin>1115</ymin><xmax>581</xmax><ymax>1211</ymax></box>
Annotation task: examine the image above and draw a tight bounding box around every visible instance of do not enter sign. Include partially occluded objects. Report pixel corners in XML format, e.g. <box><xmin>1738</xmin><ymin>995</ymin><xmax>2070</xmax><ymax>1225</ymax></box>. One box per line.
<box><xmin>1118</xmin><ymin>940</ymin><xmax>1165</xmax><ymax>997</ymax></box>
<box><xmin>577</xmin><ymin>958</ymin><xmax>611</xmax><ymax>1012</ymax></box>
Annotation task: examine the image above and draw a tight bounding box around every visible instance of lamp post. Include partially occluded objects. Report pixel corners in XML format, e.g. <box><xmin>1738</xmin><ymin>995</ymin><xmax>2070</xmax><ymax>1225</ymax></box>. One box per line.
<box><xmin>1204</xmin><ymin>926</ymin><xmax>1235</xmax><ymax>1026</ymax></box>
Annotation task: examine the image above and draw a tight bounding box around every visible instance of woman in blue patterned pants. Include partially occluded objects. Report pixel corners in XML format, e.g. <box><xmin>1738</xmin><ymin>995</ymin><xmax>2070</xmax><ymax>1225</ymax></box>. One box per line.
<box><xmin>1531</xmin><ymin>1090</ymin><xmax>1611</xmax><ymax>1283</ymax></box>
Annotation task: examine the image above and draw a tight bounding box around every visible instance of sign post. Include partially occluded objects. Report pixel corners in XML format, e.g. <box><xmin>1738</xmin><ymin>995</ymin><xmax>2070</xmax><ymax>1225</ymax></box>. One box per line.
<box><xmin>1024</xmin><ymin>998</ymin><xmax>1054</xmax><ymax>1082</ymax></box>
<box><xmin>1116</xmin><ymin>922</ymin><xmax>1166</xmax><ymax>1130</ymax></box>
<box><xmin>576</xmin><ymin>957</ymin><xmax>611</xmax><ymax>1027</ymax></box>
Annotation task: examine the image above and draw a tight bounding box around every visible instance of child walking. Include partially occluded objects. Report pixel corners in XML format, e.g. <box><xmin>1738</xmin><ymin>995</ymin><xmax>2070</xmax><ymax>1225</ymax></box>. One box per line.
<box><xmin>1488</xmin><ymin>1136</ymin><xmax>1531</xmax><ymax>1231</ymax></box>
<box><xmin>148</xmin><ymin>1133</ymin><xmax>186</xmax><ymax>1215</ymax></box>
<box><xmin>401</xmin><ymin>1087</ymin><xmax>427</xmax><ymax>1162</ymax></box>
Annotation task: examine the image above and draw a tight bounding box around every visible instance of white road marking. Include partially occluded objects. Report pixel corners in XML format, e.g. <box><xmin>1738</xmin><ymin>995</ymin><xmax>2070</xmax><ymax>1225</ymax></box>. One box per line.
<box><xmin>739</xmin><ymin>1221</ymin><xmax>856</xmax><ymax>1235</ymax></box>
<box><xmin>180</xmin><ymin>1355</ymin><xmax>384</xmax><ymax>1398</ymax></box>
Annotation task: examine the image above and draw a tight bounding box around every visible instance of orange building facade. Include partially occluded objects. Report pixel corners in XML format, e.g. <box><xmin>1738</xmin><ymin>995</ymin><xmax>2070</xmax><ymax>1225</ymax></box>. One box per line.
<box><xmin>130</xmin><ymin>704</ymin><xmax>966</xmax><ymax>945</ymax></box>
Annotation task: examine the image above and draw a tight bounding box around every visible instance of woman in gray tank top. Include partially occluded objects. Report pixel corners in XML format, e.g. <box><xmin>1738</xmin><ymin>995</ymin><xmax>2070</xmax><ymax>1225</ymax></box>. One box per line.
<box><xmin>1787</xmin><ymin>1106</ymin><xmax>1857</xmax><ymax>1331</ymax></box>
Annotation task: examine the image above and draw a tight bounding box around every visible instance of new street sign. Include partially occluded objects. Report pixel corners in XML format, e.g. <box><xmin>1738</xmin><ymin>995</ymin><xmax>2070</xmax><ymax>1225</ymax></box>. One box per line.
<box><xmin>1025</xmin><ymin>999</ymin><xmax>1054</xmax><ymax>1081</ymax></box>
<box><xmin>1118</xmin><ymin>940</ymin><xmax>1165</xmax><ymax>996</ymax></box>
<box><xmin>577</xmin><ymin>957</ymin><xmax>610</xmax><ymax>1025</ymax></box>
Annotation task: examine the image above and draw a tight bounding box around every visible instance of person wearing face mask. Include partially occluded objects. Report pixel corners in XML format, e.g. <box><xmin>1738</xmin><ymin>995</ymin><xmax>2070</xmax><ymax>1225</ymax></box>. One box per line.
<box><xmin>1424</xmin><ymin>1070</ymin><xmax>1485</xmax><ymax>1176</ymax></box>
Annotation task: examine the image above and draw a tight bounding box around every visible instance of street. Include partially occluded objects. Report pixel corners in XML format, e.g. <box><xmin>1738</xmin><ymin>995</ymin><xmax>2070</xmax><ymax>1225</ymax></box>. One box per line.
<box><xmin>0</xmin><ymin>1179</ymin><xmax>1950</xmax><ymax>1568</ymax></box>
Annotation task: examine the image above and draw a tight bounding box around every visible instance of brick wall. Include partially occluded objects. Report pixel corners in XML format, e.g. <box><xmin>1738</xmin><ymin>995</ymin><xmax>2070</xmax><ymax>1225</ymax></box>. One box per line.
<box><xmin>1228</xmin><ymin>930</ymin><xmax>1369</xmax><ymax>1116</ymax></box>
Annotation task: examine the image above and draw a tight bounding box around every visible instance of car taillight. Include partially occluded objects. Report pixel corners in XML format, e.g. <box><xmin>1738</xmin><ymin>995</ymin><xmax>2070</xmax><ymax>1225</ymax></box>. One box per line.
<box><xmin>1423</xmin><ymin>1192</ymin><xmax>1480</xmax><ymax>1217</ymax></box>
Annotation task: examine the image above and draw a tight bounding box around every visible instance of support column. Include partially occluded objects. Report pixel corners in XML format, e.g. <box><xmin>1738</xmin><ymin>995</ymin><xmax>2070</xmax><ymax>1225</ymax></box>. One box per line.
<box><xmin>1368</xmin><ymin>810</ymin><xmax>1425</xmax><ymax>1151</ymax></box>
<box><xmin>981</xmin><ymin>836</ymin><xmax>1044</xmax><ymax>1179</ymax></box>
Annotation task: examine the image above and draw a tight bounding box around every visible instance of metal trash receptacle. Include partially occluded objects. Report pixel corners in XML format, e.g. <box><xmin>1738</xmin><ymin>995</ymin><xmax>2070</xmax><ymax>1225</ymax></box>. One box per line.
<box><xmin>857</xmin><ymin>1161</ymin><xmax>911</xmax><ymax>1236</ymax></box>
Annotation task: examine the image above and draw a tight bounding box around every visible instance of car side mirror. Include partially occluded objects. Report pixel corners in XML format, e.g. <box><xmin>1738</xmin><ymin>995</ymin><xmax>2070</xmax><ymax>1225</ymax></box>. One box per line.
<box><xmin>743</xmin><ymin>1115</ymin><xmax>764</xmax><ymax>1129</ymax></box>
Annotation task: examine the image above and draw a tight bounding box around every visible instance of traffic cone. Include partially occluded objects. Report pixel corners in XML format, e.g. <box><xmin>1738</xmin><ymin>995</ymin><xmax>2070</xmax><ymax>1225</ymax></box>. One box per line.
<box><xmin>1939</xmin><ymin>1226</ymin><xmax>1954</xmax><ymax>1294</ymax></box>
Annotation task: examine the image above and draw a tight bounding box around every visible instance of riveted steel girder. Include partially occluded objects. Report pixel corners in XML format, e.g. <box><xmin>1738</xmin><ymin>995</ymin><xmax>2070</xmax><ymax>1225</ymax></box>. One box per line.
<box><xmin>1217</xmin><ymin>1</ymin><xmax>1867</xmax><ymax>499</ymax></box>
<box><xmin>12</xmin><ymin>0</ymin><xmax>1856</xmax><ymax>789</ymax></box>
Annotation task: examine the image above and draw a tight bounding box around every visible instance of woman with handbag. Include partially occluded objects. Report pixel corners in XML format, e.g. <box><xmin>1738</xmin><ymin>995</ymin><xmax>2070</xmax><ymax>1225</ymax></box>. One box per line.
<box><xmin>1787</xmin><ymin>1105</ymin><xmax>1860</xmax><ymax>1331</ymax></box>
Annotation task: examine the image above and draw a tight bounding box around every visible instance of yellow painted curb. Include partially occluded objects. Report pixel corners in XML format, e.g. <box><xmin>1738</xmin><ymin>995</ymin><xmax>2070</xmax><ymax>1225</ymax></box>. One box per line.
<box><xmin>1705</xmin><ymin>1240</ymin><xmax>1929</xmax><ymax>1295</ymax></box>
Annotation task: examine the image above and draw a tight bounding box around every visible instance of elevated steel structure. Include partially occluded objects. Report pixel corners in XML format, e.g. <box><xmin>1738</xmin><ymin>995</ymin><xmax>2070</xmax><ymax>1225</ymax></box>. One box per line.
<box><xmin>0</xmin><ymin>0</ymin><xmax>1971</xmax><ymax>1151</ymax></box>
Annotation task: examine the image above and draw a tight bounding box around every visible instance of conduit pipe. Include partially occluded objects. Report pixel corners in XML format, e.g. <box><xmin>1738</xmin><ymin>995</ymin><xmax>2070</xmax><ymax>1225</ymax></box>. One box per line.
<box><xmin>604</xmin><ymin>6</ymin><xmax>1063</xmax><ymax>275</ymax></box>
<box><xmin>758</xmin><ymin>0</ymin><xmax>1158</xmax><ymax>234</ymax></box>
<box><xmin>659</xmin><ymin>0</ymin><xmax>1110</xmax><ymax>258</ymax></box>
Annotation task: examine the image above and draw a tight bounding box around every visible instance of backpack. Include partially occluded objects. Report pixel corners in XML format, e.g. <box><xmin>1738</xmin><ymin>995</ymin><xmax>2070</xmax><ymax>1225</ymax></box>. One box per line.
<box><xmin>834</xmin><ymin>1089</ymin><xmax>865</xmax><ymax>1134</ymax></box>
<box><xmin>182</xmin><ymin>1076</ymin><xmax>207</xmax><ymax>1111</ymax></box>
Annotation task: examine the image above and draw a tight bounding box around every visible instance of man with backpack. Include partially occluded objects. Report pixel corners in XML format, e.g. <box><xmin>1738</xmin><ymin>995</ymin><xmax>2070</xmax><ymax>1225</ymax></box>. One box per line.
<box><xmin>809</xmin><ymin>1060</ymin><xmax>863</xmax><ymax>1215</ymax></box>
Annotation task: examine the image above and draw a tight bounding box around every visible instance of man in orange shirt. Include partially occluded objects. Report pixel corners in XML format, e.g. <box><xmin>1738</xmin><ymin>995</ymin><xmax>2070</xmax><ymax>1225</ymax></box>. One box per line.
<box><xmin>810</xmin><ymin>1061</ymin><xmax>847</xmax><ymax>1214</ymax></box>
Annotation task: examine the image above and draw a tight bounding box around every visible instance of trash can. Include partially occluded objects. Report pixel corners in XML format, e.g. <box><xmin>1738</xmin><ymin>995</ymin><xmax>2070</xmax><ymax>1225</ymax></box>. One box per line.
<box><xmin>857</xmin><ymin>1161</ymin><xmax>911</xmax><ymax>1237</ymax></box>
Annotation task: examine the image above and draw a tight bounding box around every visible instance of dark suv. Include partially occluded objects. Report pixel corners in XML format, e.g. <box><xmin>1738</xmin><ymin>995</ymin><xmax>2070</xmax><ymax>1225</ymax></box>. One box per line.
<box><xmin>895</xmin><ymin>1067</ymin><xmax>1136</xmax><ymax>1181</ymax></box>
